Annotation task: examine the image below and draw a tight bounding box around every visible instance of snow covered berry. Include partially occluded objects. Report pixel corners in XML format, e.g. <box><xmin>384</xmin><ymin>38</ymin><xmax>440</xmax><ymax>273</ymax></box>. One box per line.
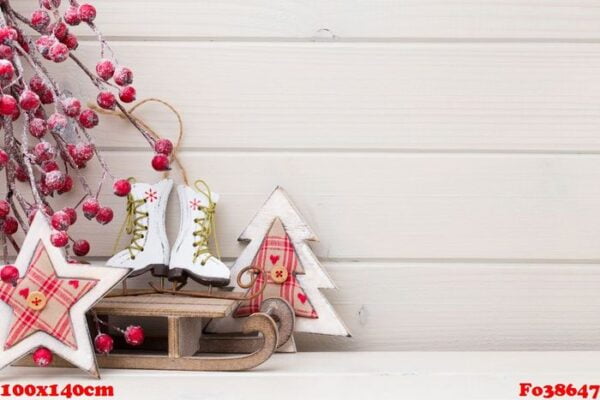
<box><xmin>0</xmin><ymin>45</ymin><xmax>13</xmax><ymax>59</ymax></box>
<box><xmin>58</xmin><ymin>175</ymin><xmax>73</xmax><ymax>193</ymax></box>
<box><xmin>114</xmin><ymin>66</ymin><xmax>133</xmax><ymax>86</ymax></box>
<box><xmin>14</xmin><ymin>164</ymin><xmax>27</xmax><ymax>182</ymax></box>
<box><xmin>119</xmin><ymin>86</ymin><xmax>136</xmax><ymax>103</ymax></box>
<box><xmin>44</xmin><ymin>170</ymin><xmax>65</xmax><ymax>191</ymax></box>
<box><xmin>94</xmin><ymin>333</ymin><xmax>113</xmax><ymax>354</ymax></box>
<box><xmin>19</xmin><ymin>90</ymin><xmax>40</xmax><ymax>111</ymax></box>
<box><xmin>62</xmin><ymin>33</ymin><xmax>78</xmax><ymax>50</ymax></box>
<box><xmin>113</xmin><ymin>179</ymin><xmax>131</xmax><ymax>197</ymax></box>
<box><xmin>3</xmin><ymin>216</ymin><xmax>17</xmax><ymax>234</ymax></box>
<box><xmin>50</xmin><ymin>230</ymin><xmax>68</xmax><ymax>247</ymax></box>
<box><xmin>151</xmin><ymin>154</ymin><xmax>170</xmax><ymax>171</ymax></box>
<box><xmin>124</xmin><ymin>325</ymin><xmax>144</xmax><ymax>346</ymax></box>
<box><xmin>0</xmin><ymin>265</ymin><xmax>18</xmax><ymax>285</ymax></box>
<box><xmin>48</xmin><ymin>42</ymin><xmax>69</xmax><ymax>62</ymax></box>
<box><xmin>35</xmin><ymin>35</ymin><xmax>55</xmax><ymax>58</ymax></box>
<box><xmin>73</xmin><ymin>239</ymin><xmax>90</xmax><ymax>256</ymax></box>
<box><xmin>48</xmin><ymin>113</ymin><xmax>68</xmax><ymax>134</ymax></box>
<box><xmin>0</xmin><ymin>149</ymin><xmax>9</xmax><ymax>169</ymax></box>
<box><xmin>82</xmin><ymin>198</ymin><xmax>100</xmax><ymax>219</ymax></box>
<box><xmin>95</xmin><ymin>207</ymin><xmax>113</xmax><ymax>225</ymax></box>
<box><xmin>30</xmin><ymin>9</ymin><xmax>50</xmax><ymax>30</ymax></box>
<box><xmin>41</xmin><ymin>160</ymin><xmax>59</xmax><ymax>172</ymax></box>
<box><xmin>0</xmin><ymin>60</ymin><xmax>14</xmax><ymax>80</ymax></box>
<box><xmin>33</xmin><ymin>141</ymin><xmax>54</xmax><ymax>162</ymax></box>
<box><xmin>29</xmin><ymin>75</ymin><xmax>46</xmax><ymax>93</ymax></box>
<box><xmin>51</xmin><ymin>210</ymin><xmax>70</xmax><ymax>231</ymax></box>
<box><xmin>78</xmin><ymin>109</ymin><xmax>98</xmax><ymax>128</ymax></box>
<box><xmin>61</xmin><ymin>97</ymin><xmax>81</xmax><ymax>117</ymax></box>
<box><xmin>0</xmin><ymin>95</ymin><xmax>17</xmax><ymax>116</ymax></box>
<box><xmin>41</xmin><ymin>0</ymin><xmax>60</xmax><ymax>10</ymax></box>
<box><xmin>49</xmin><ymin>21</ymin><xmax>68</xmax><ymax>40</ymax></box>
<box><xmin>0</xmin><ymin>27</ymin><xmax>17</xmax><ymax>45</ymax></box>
<box><xmin>97</xmin><ymin>91</ymin><xmax>116</xmax><ymax>110</ymax></box>
<box><xmin>64</xmin><ymin>6</ymin><xmax>80</xmax><ymax>25</ymax></box>
<box><xmin>32</xmin><ymin>347</ymin><xmax>53</xmax><ymax>367</ymax></box>
<box><xmin>154</xmin><ymin>139</ymin><xmax>173</xmax><ymax>155</ymax></box>
<box><xmin>39</xmin><ymin>89</ymin><xmax>54</xmax><ymax>104</ymax></box>
<box><xmin>62</xmin><ymin>207</ymin><xmax>77</xmax><ymax>225</ymax></box>
<box><xmin>96</xmin><ymin>59</ymin><xmax>115</xmax><ymax>81</ymax></box>
<box><xmin>0</xmin><ymin>200</ymin><xmax>9</xmax><ymax>218</ymax></box>
<box><xmin>77</xmin><ymin>4</ymin><xmax>96</xmax><ymax>23</ymax></box>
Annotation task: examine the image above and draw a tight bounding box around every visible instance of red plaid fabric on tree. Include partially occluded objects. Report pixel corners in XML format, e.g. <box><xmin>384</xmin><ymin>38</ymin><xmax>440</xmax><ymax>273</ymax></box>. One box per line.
<box><xmin>0</xmin><ymin>242</ymin><xmax>97</xmax><ymax>349</ymax></box>
<box><xmin>234</xmin><ymin>218</ymin><xmax>318</xmax><ymax>319</ymax></box>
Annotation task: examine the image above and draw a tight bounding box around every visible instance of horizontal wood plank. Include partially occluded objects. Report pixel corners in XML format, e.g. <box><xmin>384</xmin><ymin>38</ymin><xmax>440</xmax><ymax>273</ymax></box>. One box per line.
<box><xmin>119</xmin><ymin>262</ymin><xmax>600</xmax><ymax>351</ymax></box>
<box><xmin>41</xmin><ymin>41</ymin><xmax>600</xmax><ymax>152</ymax></box>
<box><xmin>12</xmin><ymin>0</ymin><xmax>600</xmax><ymax>40</ymax></box>
<box><xmin>14</xmin><ymin>151</ymin><xmax>600</xmax><ymax>260</ymax></box>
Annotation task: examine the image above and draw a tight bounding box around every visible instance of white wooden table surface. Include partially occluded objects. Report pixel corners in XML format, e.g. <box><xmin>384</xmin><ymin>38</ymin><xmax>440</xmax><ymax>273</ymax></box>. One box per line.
<box><xmin>2</xmin><ymin>352</ymin><xmax>596</xmax><ymax>399</ymax></box>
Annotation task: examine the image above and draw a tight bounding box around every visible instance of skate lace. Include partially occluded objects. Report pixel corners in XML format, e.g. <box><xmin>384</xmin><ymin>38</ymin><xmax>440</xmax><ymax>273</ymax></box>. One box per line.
<box><xmin>124</xmin><ymin>193</ymin><xmax>149</xmax><ymax>260</ymax></box>
<box><xmin>192</xmin><ymin>180</ymin><xmax>220</xmax><ymax>265</ymax></box>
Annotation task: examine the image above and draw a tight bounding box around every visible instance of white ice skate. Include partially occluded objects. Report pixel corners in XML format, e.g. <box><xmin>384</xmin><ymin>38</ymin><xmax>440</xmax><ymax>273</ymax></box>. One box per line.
<box><xmin>168</xmin><ymin>180</ymin><xmax>230</xmax><ymax>286</ymax></box>
<box><xmin>106</xmin><ymin>179</ymin><xmax>173</xmax><ymax>277</ymax></box>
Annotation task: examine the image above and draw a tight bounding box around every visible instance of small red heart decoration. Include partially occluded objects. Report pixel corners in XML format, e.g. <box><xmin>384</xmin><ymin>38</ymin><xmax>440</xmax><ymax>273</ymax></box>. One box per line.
<box><xmin>297</xmin><ymin>293</ymin><xmax>307</xmax><ymax>304</ymax></box>
<box><xmin>269</xmin><ymin>255</ymin><xmax>280</xmax><ymax>265</ymax></box>
<box><xmin>68</xmin><ymin>280</ymin><xmax>79</xmax><ymax>289</ymax></box>
<box><xmin>18</xmin><ymin>288</ymin><xmax>29</xmax><ymax>299</ymax></box>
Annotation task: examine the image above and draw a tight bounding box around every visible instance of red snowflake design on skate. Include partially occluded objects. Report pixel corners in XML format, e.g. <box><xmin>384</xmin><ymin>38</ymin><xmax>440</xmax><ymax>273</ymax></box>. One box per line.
<box><xmin>189</xmin><ymin>198</ymin><xmax>201</xmax><ymax>209</ymax></box>
<box><xmin>145</xmin><ymin>189</ymin><xmax>158</xmax><ymax>203</ymax></box>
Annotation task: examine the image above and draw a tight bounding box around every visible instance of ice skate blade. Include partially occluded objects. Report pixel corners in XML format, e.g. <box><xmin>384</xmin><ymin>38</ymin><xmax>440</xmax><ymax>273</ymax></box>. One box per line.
<box><xmin>167</xmin><ymin>267</ymin><xmax>230</xmax><ymax>287</ymax></box>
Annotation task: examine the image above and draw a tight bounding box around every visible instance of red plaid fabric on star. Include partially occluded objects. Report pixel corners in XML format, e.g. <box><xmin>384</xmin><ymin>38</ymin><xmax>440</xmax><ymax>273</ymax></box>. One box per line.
<box><xmin>0</xmin><ymin>242</ymin><xmax>97</xmax><ymax>350</ymax></box>
<box><xmin>234</xmin><ymin>218</ymin><xmax>318</xmax><ymax>319</ymax></box>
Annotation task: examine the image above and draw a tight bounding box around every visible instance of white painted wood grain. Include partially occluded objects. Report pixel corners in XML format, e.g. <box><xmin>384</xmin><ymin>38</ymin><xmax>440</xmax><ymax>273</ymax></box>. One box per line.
<box><xmin>43</xmin><ymin>41</ymin><xmax>600</xmax><ymax>152</ymax></box>
<box><xmin>12</xmin><ymin>0</ymin><xmax>600</xmax><ymax>40</ymax></box>
<box><xmin>5</xmin><ymin>352</ymin><xmax>600</xmax><ymax>400</ymax></box>
<box><xmin>40</xmin><ymin>152</ymin><xmax>600</xmax><ymax>260</ymax></box>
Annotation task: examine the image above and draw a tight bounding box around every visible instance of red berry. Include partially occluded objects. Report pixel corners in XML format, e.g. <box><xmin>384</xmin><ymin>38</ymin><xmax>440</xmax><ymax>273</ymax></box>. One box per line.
<box><xmin>35</xmin><ymin>35</ymin><xmax>55</xmax><ymax>58</ymax></box>
<box><xmin>50</xmin><ymin>230</ymin><xmax>68</xmax><ymax>247</ymax></box>
<box><xmin>95</xmin><ymin>207</ymin><xmax>113</xmax><ymax>225</ymax></box>
<box><xmin>73</xmin><ymin>239</ymin><xmax>90</xmax><ymax>256</ymax></box>
<box><xmin>124</xmin><ymin>325</ymin><xmax>144</xmax><ymax>346</ymax></box>
<box><xmin>113</xmin><ymin>66</ymin><xmax>133</xmax><ymax>86</ymax></box>
<box><xmin>96</xmin><ymin>59</ymin><xmax>115</xmax><ymax>81</ymax></box>
<box><xmin>94</xmin><ymin>333</ymin><xmax>113</xmax><ymax>354</ymax></box>
<box><xmin>2</xmin><ymin>216</ymin><xmax>17</xmax><ymax>234</ymax></box>
<box><xmin>29</xmin><ymin>75</ymin><xmax>46</xmax><ymax>93</ymax></box>
<box><xmin>29</xmin><ymin>118</ymin><xmax>47</xmax><ymax>138</ymax></box>
<box><xmin>113</xmin><ymin>179</ymin><xmax>131</xmax><ymax>197</ymax></box>
<box><xmin>31</xmin><ymin>9</ymin><xmax>50</xmax><ymax>30</ymax></box>
<box><xmin>151</xmin><ymin>154</ymin><xmax>170</xmax><ymax>171</ymax></box>
<box><xmin>62</xmin><ymin>33</ymin><xmax>78</xmax><ymax>50</ymax></box>
<box><xmin>49</xmin><ymin>21</ymin><xmax>68</xmax><ymax>40</ymax></box>
<box><xmin>78</xmin><ymin>109</ymin><xmax>98</xmax><ymax>128</ymax></box>
<box><xmin>0</xmin><ymin>95</ymin><xmax>17</xmax><ymax>116</ymax></box>
<box><xmin>51</xmin><ymin>211</ymin><xmax>71</xmax><ymax>231</ymax></box>
<box><xmin>48</xmin><ymin>42</ymin><xmax>68</xmax><ymax>62</ymax></box>
<box><xmin>0</xmin><ymin>200</ymin><xmax>9</xmax><ymax>218</ymax></box>
<box><xmin>77</xmin><ymin>4</ymin><xmax>96</xmax><ymax>23</ymax></box>
<box><xmin>0</xmin><ymin>27</ymin><xmax>17</xmax><ymax>45</ymax></box>
<box><xmin>75</xmin><ymin>143</ymin><xmax>94</xmax><ymax>162</ymax></box>
<box><xmin>19</xmin><ymin>90</ymin><xmax>40</xmax><ymax>111</ymax></box>
<box><xmin>32</xmin><ymin>347</ymin><xmax>53</xmax><ymax>367</ymax></box>
<box><xmin>119</xmin><ymin>86</ymin><xmax>136</xmax><ymax>103</ymax></box>
<box><xmin>0</xmin><ymin>60</ymin><xmax>14</xmax><ymax>80</ymax></box>
<box><xmin>96</xmin><ymin>91</ymin><xmax>116</xmax><ymax>110</ymax></box>
<box><xmin>39</xmin><ymin>89</ymin><xmax>54</xmax><ymax>105</ymax></box>
<box><xmin>61</xmin><ymin>97</ymin><xmax>81</xmax><ymax>117</ymax></box>
<box><xmin>33</xmin><ymin>141</ymin><xmax>54</xmax><ymax>162</ymax></box>
<box><xmin>41</xmin><ymin>160</ymin><xmax>59</xmax><ymax>172</ymax></box>
<box><xmin>41</xmin><ymin>0</ymin><xmax>60</xmax><ymax>10</ymax></box>
<box><xmin>154</xmin><ymin>139</ymin><xmax>173</xmax><ymax>155</ymax></box>
<box><xmin>0</xmin><ymin>45</ymin><xmax>13</xmax><ymax>59</ymax></box>
<box><xmin>44</xmin><ymin>170</ymin><xmax>65</xmax><ymax>191</ymax></box>
<box><xmin>0</xmin><ymin>265</ymin><xmax>18</xmax><ymax>285</ymax></box>
<box><xmin>14</xmin><ymin>164</ymin><xmax>27</xmax><ymax>182</ymax></box>
<box><xmin>0</xmin><ymin>149</ymin><xmax>9</xmax><ymax>168</ymax></box>
<box><xmin>64</xmin><ymin>6</ymin><xmax>80</xmax><ymax>26</ymax></box>
<box><xmin>62</xmin><ymin>207</ymin><xmax>77</xmax><ymax>225</ymax></box>
<box><xmin>58</xmin><ymin>175</ymin><xmax>73</xmax><ymax>194</ymax></box>
<box><xmin>48</xmin><ymin>113</ymin><xmax>67</xmax><ymax>134</ymax></box>
<box><xmin>82</xmin><ymin>198</ymin><xmax>100</xmax><ymax>220</ymax></box>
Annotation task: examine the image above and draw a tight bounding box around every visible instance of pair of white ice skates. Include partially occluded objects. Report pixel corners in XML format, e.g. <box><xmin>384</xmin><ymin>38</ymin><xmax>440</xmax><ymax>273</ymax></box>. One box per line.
<box><xmin>106</xmin><ymin>179</ymin><xmax>230</xmax><ymax>287</ymax></box>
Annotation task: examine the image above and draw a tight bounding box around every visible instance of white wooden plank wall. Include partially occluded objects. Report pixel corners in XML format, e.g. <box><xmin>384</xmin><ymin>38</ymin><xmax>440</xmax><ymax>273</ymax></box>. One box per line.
<box><xmin>9</xmin><ymin>0</ymin><xmax>600</xmax><ymax>350</ymax></box>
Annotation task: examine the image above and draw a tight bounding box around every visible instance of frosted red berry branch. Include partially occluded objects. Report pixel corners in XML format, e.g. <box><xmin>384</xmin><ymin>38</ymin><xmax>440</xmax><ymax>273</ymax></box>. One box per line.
<box><xmin>0</xmin><ymin>0</ymin><xmax>174</xmax><ymax>259</ymax></box>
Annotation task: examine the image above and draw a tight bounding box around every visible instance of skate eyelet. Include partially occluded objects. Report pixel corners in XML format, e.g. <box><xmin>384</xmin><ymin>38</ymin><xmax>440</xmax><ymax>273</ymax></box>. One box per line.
<box><xmin>193</xmin><ymin>243</ymin><xmax>198</xmax><ymax>247</ymax></box>
<box><xmin>140</xmin><ymin>234</ymin><xmax>144</xmax><ymax>238</ymax></box>
<box><xmin>143</xmin><ymin>199</ymin><xmax>147</xmax><ymax>203</ymax></box>
<box><xmin>201</xmin><ymin>262</ymin><xmax>206</xmax><ymax>266</ymax></box>
<box><xmin>131</xmin><ymin>256</ymin><xmax>136</xmax><ymax>260</ymax></box>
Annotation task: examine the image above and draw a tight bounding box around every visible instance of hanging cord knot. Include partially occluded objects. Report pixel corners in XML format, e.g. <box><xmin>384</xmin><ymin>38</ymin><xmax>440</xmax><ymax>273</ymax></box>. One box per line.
<box><xmin>192</xmin><ymin>179</ymin><xmax>221</xmax><ymax>264</ymax></box>
<box><xmin>113</xmin><ymin>178</ymin><xmax>149</xmax><ymax>259</ymax></box>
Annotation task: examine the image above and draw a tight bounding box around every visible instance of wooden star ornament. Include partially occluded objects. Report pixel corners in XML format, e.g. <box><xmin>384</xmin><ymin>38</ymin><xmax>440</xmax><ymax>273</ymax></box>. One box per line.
<box><xmin>0</xmin><ymin>213</ymin><xmax>129</xmax><ymax>377</ymax></box>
